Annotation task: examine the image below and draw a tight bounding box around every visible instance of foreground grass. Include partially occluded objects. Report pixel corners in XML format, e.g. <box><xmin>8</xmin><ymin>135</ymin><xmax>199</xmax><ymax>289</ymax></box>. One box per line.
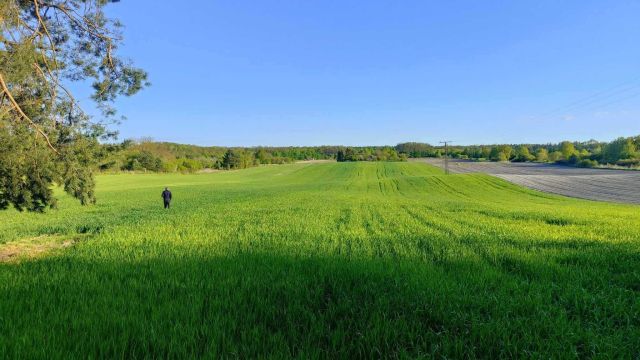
<box><xmin>1</xmin><ymin>162</ymin><xmax>639</xmax><ymax>358</ymax></box>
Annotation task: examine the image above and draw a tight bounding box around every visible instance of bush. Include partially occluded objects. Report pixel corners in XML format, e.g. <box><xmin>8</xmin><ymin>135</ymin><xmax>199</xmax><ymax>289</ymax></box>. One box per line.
<box><xmin>616</xmin><ymin>159</ymin><xmax>640</xmax><ymax>167</ymax></box>
<box><xmin>98</xmin><ymin>160</ymin><xmax>118</xmax><ymax>171</ymax></box>
<box><xmin>577</xmin><ymin>159</ymin><xmax>598</xmax><ymax>168</ymax></box>
<box><xmin>548</xmin><ymin>151</ymin><xmax>563</xmax><ymax>163</ymax></box>
<box><xmin>162</xmin><ymin>160</ymin><xmax>178</xmax><ymax>173</ymax></box>
<box><xmin>122</xmin><ymin>151</ymin><xmax>164</xmax><ymax>172</ymax></box>
<box><xmin>176</xmin><ymin>158</ymin><xmax>203</xmax><ymax>173</ymax></box>
<box><xmin>222</xmin><ymin>149</ymin><xmax>255</xmax><ymax>169</ymax></box>
<box><xmin>567</xmin><ymin>154</ymin><xmax>580</xmax><ymax>165</ymax></box>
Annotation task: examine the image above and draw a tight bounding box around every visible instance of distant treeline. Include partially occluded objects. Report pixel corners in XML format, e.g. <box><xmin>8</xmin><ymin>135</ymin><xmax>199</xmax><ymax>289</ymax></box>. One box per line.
<box><xmin>397</xmin><ymin>136</ymin><xmax>640</xmax><ymax>169</ymax></box>
<box><xmin>98</xmin><ymin>136</ymin><xmax>640</xmax><ymax>173</ymax></box>
<box><xmin>97</xmin><ymin>140</ymin><xmax>406</xmax><ymax>173</ymax></box>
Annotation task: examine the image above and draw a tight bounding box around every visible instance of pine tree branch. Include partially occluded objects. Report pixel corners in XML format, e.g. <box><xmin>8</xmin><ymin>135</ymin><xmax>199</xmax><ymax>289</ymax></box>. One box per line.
<box><xmin>40</xmin><ymin>1</ymin><xmax>116</xmax><ymax>69</ymax></box>
<box><xmin>0</xmin><ymin>72</ymin><xmax>59</xmax><ymax>154</ymax></box>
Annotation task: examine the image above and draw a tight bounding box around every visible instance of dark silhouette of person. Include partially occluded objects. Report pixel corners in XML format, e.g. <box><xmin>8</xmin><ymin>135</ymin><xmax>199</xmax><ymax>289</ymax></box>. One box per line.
<box><xmin>161</xmin><ymin>187</ymin><xmax>172</xmax><ymax>209</ymax></box>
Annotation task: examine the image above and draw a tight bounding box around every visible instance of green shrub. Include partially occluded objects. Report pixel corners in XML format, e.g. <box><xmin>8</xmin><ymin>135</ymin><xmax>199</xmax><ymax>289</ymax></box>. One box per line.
<box><xmin>577</xmin><ymin>159</ymin><xmax>598</xmax><ymax>168</ymax></box>
<box><xmin>176</xmin><ymin>158</ymin><xmax>204</xmax><ymax>173</ymax></box>
<box><xmin>122</xmin><ymin>151</ymin><xmax>164</xmax><ymax>172</ymax></box>
<box><xmin>616</xmin><ymin>159</ymin><xmax>640</xmax><ymax>167</ymax></box>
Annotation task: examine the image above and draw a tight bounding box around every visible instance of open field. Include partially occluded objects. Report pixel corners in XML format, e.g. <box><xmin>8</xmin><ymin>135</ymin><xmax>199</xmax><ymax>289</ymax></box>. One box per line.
<box><xmin>1</xmin><ymin>162</ymin><xmax>639</xmax><ymax>357</ymax></box>
<box><xmin>417</xmin><ymin>158</ymin><xmax>640</xmax><ymax>204</ymax></box>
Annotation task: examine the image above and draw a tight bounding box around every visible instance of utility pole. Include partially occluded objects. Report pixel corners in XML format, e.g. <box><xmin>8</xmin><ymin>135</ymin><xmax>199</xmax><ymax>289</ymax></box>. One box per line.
<box><xmin>439</xmin><ymin>141</ymin><xmax>452</xmax><ymax>175</ymax></box>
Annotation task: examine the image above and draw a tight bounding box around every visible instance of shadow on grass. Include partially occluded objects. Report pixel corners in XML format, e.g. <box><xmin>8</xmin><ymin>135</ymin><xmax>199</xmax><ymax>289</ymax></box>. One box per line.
<box><xmin>1</xmin><ymin>247</ymin><xmax>638</xmax><ymax>358</ymax></box>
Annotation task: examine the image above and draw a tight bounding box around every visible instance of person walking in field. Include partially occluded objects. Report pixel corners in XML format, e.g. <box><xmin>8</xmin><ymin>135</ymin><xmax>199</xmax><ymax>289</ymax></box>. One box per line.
<box><xmin>162</xmin><ymin>187</ymin><xmax>172</xmax><ymax>209</ymax></box>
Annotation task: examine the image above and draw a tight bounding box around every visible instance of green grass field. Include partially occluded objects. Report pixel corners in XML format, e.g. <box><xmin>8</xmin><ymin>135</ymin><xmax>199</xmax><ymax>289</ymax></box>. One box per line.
<box><xmin>1</xmin><ymin>162</ymin><xmax>639</xmax><ymax>358</ymax></box>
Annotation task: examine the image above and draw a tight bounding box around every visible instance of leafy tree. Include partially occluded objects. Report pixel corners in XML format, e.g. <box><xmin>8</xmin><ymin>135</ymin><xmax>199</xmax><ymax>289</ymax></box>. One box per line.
<box><xmin>255</xmin><ymin>149</ymin><xmax>272</xmax><ymax>164</ymax></box>
<box><xmin>489</xmin><ymin>145</ymin><xmax>512</xmax><ymax>162</ymax></box>
<box><xmin>621</xmin><ymin>138</ymin><xmax>637</xmax><ymax>159</ymax></box>
<box><xmin>395</xmin><ymin>142</ymin><xmax>434</xmax><ymax>157</ymax></box>
<box><xmin>122</xmin><ymin>151</ymin><xmax>163</xmax><ymax>172</ymax></box>
<box><xmin>602</xmin><ymin>137</ymin><xmax>637</xmax><ymax>164</ymax></box>
<box><xmin>344</xmin><ymin>147</ymin><xmax>355</xmax><ymax>161</ymax></box>
<box><xmin>222</xmin><ymin>149</ymin><xmax>254</xmax><ymax>169</ymax></box>
<box><xmin>501</xmin><ymin>145</ymin><xmax>513</xmax><ymax>161</ymax></box>
<box><xmin>535</xmin><ymin>148</ymin><xmax>549</xmax><ymax>162</ymax></box>
<box><xmin>559</xmin><ymin>141</ymin><xmax>577</xmax><ymax>160</ymax></box>
<box><xmin>1</xmin><ymin>0</ymin><xmax>148</xmax><ymax>211</ymax></box>
<box><xmin>514</xmin><ymin>146</ymin><xmax>534</xmax><ymax>162</ymax></box>
<box><xmin>578</xmin><ymin>149</ymin><xmax>590</xmax><ymax>158</ymax></box>
<box><xmin>222</xmin><ymin>149</ymin><xmax>240</xmax><ymax>169</ymax></box>
<box><xmin>481</xmin><ymin>146</ymin><xmax>492</xmax><ymax>159</ymax></box>
<box><xmin>548</xmin><ymin>151</ymin><xmax>563</xmax><ymax>163</ymax></box>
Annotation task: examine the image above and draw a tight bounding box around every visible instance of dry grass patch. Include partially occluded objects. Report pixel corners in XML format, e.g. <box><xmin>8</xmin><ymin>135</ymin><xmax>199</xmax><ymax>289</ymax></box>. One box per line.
<box><xmin>0</xmin><ymin>235</ymin><xmax>78</xmax><ymax>263</ymax></box>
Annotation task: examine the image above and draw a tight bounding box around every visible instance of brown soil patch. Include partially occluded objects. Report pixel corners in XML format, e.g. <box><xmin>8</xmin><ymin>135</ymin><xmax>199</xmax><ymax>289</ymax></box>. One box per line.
<box><xmin>416</xmin><ymin>158</ymin><xmax>640</xmax><ymax>204</ymax></box>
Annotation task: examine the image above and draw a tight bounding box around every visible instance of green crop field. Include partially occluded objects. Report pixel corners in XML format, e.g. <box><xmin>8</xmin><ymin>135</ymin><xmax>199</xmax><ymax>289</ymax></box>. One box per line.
<box><xmin>1</xmin><ymin>162</ymin><xmax>639</xmax><ymax>358</ymax></box>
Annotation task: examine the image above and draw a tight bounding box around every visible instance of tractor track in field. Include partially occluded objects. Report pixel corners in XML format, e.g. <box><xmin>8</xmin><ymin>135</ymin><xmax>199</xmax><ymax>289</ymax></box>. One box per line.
<box><xmin>414</xmin><ymin>158</ymin><xmax>640</xmax><ymax>205</ymax></box>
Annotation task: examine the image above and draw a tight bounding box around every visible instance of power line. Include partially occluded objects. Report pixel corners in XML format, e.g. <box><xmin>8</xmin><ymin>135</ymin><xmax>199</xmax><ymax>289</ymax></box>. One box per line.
<box><xmin>578</xmin><ymin>89</ymin><xmax>640</xmax><ymax>113</ymax></box>
<box><xmin>539</xmin><ymin>76</ymin><xmax>640</xmax><ymax>120</ymax></box>
<box><xmin>552</xmin><ymin>84</ymin><xmax>640</xmax><ymax>115</ymax></box>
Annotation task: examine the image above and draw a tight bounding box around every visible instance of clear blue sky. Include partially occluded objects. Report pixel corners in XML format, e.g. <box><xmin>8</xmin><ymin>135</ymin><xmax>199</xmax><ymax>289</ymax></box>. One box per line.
<box><xmin>83</xmin><ymin>0</ymin><xmax>640</xmax><ymax>146</ymax></box>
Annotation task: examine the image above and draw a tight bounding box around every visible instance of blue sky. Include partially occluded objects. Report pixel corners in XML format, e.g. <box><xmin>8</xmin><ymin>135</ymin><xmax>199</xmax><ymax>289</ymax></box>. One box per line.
<box><xmin>82</xmin><ymin>0</ymin><xmax>640</xmax><ymax>146</ymax></box>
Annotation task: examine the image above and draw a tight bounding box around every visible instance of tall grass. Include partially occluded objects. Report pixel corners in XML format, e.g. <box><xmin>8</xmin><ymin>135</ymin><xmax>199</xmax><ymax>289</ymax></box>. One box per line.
<box><xmin>1</xmin><ymin>162</ymin><xmax>639</xmax><ymax>357</ymax></box>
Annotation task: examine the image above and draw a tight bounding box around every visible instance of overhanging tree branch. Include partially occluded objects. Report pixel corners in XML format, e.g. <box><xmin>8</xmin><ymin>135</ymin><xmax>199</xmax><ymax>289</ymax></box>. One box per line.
<box><xmin>0</xmin><ymin>72</ymin><xmax>59</xmax><ymax>154</ymax></box>
<box><xmin>0</xmin><ymin>0</ymin><xmax>147</xmax><ymax>211</ymax></box>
